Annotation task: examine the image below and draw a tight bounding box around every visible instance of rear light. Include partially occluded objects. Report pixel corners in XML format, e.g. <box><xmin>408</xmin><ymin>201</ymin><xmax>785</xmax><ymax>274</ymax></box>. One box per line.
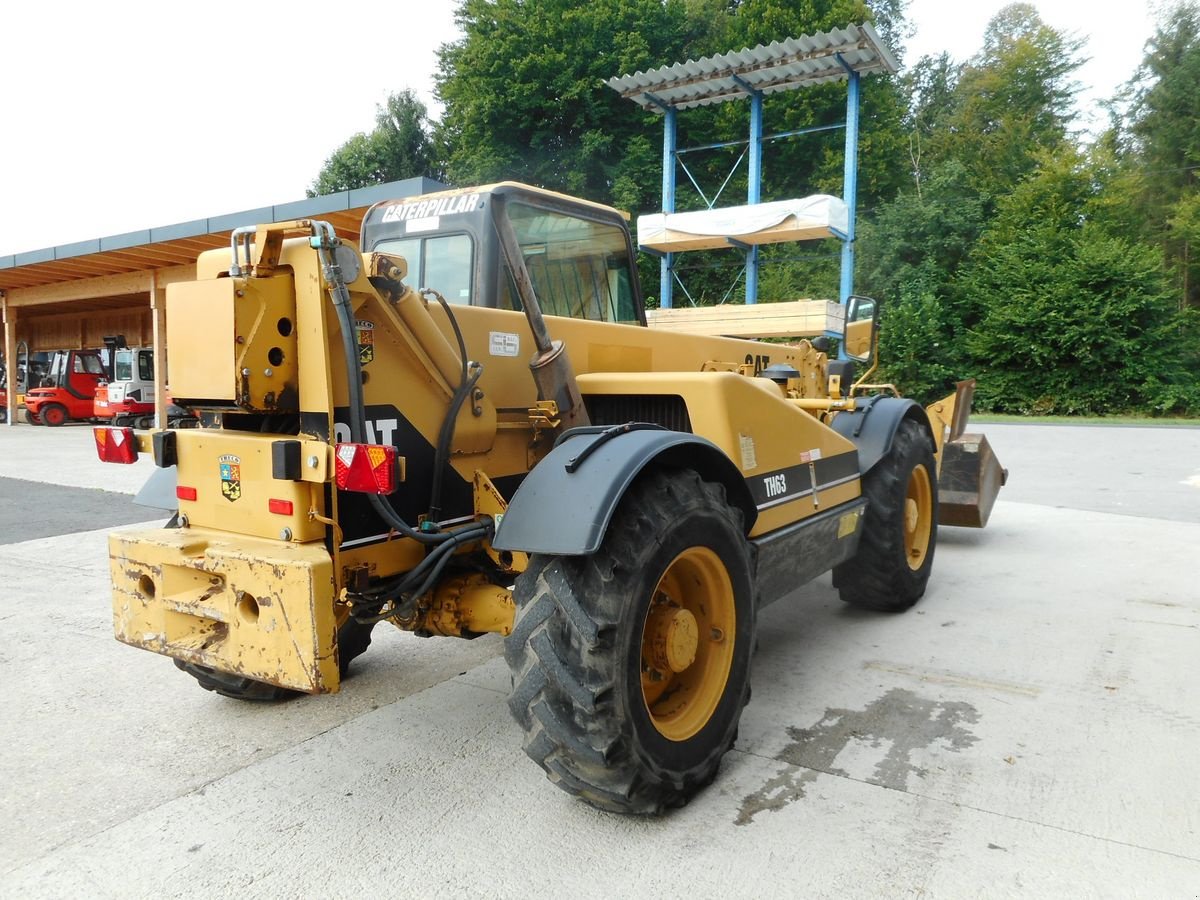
<box><xmin>176</xmin><ymin>486</ymin><xmax>197</xmax><ymax>501</ymax></box>
<box><xmin>268</xmin><ymin>498</ymin><xmax>294</xmax><ymax>515</ymax></box>
<box><xmin>334</xmin><ymin>443</ymin><xmax>398</xmax><ymax>494</ymax></box>
<box><xmin>94</xmin><ymin>427</ymin><xmax>137</xmax><ymax>464</ymax></box>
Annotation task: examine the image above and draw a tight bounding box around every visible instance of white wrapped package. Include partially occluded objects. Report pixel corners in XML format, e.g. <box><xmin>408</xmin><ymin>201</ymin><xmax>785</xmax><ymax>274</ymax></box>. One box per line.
<box><xmin>637</xmin><ymin>195</ymin><xmax>848</xmax><ymax>252</ymax></box>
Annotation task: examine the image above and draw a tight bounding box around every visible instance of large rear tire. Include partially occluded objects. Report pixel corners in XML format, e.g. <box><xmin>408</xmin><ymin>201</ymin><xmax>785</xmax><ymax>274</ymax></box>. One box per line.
<box><xmin>833</xmin><ymin>418</ymin><xmax>937</xmax><ymax>611</ymax></box>
<box><xmin>175</xmin><ymin>617</ymin><xmax>376</xmax><ymax>701</ymax></box>
<box><xmin>505</xmin><ymin>469</ymin><xmax>755</xmax><ymax>814</ymax></box>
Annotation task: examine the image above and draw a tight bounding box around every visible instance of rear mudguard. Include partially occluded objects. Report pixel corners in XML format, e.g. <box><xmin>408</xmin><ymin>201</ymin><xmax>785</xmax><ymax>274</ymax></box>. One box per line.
<box><xmin>491</xmin><ymin>425</ymin><xmax>756</xmax><ymax>556</ymax></box>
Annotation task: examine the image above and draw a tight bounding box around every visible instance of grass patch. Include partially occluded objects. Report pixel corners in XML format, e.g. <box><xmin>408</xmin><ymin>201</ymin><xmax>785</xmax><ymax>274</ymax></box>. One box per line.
<box><xmin>969</xmin><ymin>413</ymin><xmax>1200</xmax><ymax>427</ymax></box>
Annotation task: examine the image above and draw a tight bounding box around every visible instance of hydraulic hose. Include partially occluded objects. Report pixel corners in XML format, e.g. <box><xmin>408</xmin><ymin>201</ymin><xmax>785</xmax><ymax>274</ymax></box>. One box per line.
<box><xmin>312</xmin><ymin>223</ymin><xmax>481</xmax><ymax>548</ymax></box>
<box><xmin>424</xmin><ymin>285</ymin><xmax>482</xmax><ymax>524</ymax></box>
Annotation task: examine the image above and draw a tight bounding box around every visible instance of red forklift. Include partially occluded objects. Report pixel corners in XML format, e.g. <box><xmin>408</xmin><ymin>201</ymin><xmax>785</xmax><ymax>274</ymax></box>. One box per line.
<box><xmin>23</xmin><ymin>348</ymin><xmax>107</xmax><ymax>426</ymax></box>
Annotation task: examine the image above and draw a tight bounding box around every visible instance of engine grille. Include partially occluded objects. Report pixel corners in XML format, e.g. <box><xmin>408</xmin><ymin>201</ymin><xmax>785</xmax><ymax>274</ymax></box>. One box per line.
<box><xmin>584</xmin><ymin>394</ymin><xmax>693</xmax><ymax>433</ymax></box>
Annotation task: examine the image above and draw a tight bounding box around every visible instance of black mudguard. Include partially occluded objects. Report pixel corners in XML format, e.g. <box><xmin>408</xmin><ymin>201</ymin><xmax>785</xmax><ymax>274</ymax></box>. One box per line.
<box><xmin>491</xmin><ymin>425</ymin><xmax>756</xmax><ymax>556</ymax></box>
<box><xmin>830</xmin><ymin>396</ymin><xmax>934</xmax><ymax>475</ymax></box>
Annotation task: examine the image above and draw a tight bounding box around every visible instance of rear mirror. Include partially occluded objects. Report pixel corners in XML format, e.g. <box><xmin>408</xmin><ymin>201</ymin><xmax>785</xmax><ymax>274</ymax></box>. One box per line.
<box><xmin>843</xmin><ymin>295</ymin><xmax>879</xmax><ymax>365</ymax></box>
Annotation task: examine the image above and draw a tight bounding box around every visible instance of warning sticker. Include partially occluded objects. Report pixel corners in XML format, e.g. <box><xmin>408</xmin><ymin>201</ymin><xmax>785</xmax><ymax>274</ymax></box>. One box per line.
<box><xmin>489</xmin><ymin>332</ymin><xmax>520</xmax><ymax>358</ymax></box>
<box><xmin>739</xmin><ymin>434</ymin><xmax>757</xmax><ymax>471</ymax></box>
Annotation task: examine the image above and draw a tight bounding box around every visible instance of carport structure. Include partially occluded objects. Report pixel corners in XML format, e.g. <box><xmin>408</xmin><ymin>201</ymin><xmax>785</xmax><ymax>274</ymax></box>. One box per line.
<box><xmin>0</xmin><ymin>177</ymin><xmax>441</xmax><ymax>426</ymax></box>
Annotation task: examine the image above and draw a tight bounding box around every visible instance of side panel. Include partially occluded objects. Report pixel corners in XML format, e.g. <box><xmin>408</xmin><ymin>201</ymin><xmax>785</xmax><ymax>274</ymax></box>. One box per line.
<box><xmin>752</xmin><ymin>499</ymin><xmax>866</xmax><ymax>607</ymax></box>
<box><xmin>574</xmin><ymin>370</ymin><xmax>862</xmax><ymax>537</ymax></box>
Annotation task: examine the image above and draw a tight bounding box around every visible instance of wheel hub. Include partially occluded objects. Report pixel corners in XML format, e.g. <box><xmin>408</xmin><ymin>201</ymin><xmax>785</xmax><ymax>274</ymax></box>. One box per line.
<box><xmin>905</xmin><ymin>497</ymin><xmax>919</xmax><ymax>533</ymax></box>
<box><xmin>647</xmin><ymin>606</ymin><xmax>699</xmax><ymax>673</ymax></box>
<box><xmin>640</xmin><ymin>546</ymin><xmax>736</xmax><ymax>742</ymax></box>
<box><xmin>904</xmin><ymin>464</ymin><xmax>933</xmax><ymax>570</ymax></box>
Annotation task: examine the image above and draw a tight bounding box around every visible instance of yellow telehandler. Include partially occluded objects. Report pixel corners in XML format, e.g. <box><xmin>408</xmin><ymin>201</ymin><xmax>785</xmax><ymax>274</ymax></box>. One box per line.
<box><xmin>96</xmin><ymin>183</ymin><xmax>1004</xmax><ymax>813</ymax></box>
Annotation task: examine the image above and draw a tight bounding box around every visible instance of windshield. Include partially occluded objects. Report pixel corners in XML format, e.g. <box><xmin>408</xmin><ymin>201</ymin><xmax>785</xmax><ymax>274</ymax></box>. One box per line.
<box><xmin>500</xmin><ymin>202</ymin><xmax>640</xmax><ymax>325</ymax></box>
<box><xmin>75</xmin><ymin>353</ymin><xmax>105</xmax><ymax>375</ymax></box>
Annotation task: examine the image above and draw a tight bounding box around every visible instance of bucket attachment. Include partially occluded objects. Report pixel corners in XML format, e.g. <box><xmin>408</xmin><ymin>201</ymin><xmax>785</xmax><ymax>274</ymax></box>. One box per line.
<box><xmin>938</xmin><ymin>433</ymin><xmax>1008</xmax><ymax>528</ymax></box>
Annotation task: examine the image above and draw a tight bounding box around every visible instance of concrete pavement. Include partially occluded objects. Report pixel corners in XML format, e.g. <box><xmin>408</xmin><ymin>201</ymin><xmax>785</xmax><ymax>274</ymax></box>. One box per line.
<box><xmin>1</xmin><ymin>421</ymin><xmax>1197</xmax><ymax>898</ymax></box>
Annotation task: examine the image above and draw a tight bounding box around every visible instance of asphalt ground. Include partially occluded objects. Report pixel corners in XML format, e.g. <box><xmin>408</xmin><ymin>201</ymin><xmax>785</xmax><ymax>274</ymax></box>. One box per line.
<box><xmin>0</xmin><ymin>477</ymin><xmax>161</xmax><ymax>544</ymax></box>
<box><xmin>0</xmin><ymin>419</ymin><xmax>1197</xmax><ymax>898</ymax></box>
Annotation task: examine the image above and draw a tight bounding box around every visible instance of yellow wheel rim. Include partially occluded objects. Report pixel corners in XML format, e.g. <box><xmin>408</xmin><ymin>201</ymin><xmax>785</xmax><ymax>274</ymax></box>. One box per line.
<box><xmin>904</xmin><ymin>464</ymin><xmax>933</xmax><ymax>571</ymax></box>
<box><xmin>640</xmin><ymin>546</ymin><xmax>736</xmax><ymax>742</ymax></box>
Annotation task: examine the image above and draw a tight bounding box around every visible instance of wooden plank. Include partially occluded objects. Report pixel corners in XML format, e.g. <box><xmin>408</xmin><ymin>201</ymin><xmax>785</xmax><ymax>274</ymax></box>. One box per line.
<box><xmin>646</xmin><ymin>299</ymin><xmax>843</xmax><ymax>339</ymax></box>
<box><xmin>7</xmin><ymin>264</ymin><xmax>195</xmax><ymax>307</ymax></box>
<box><xmin>640</xmin><ymin>219</ymin><xmax>837</xmax><ymax>252</ymax></box>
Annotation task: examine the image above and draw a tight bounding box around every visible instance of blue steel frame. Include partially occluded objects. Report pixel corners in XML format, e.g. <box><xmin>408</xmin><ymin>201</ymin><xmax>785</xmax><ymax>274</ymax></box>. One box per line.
<box><xmin>655</xmin><ymin>58</ymin><xmax>863</xmax><ymax>320</ymax></box>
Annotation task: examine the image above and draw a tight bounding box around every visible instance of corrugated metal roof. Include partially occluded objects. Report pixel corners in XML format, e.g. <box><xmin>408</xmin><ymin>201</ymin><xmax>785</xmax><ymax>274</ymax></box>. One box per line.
<box><xmin>607</xmin><ymin>23</ymin><xmax>899</xmax><ymax>112</ymax></box>
<box><xmin>0</xmin><ymin>177</ymin><xmax>445</xmax><ymax>292</ymax></box>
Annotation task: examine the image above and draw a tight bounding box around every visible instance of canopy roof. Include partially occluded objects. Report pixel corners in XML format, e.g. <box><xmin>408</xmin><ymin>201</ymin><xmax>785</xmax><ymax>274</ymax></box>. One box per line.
<box><xmin>0</xmin><ymin>177</ymin><xmax>444</xmax><ymax>293</ymax></box>
<box><xmin>606</xmin><ymin>22</ymin><xmax>898</xmax><ymax>113</ymax></box>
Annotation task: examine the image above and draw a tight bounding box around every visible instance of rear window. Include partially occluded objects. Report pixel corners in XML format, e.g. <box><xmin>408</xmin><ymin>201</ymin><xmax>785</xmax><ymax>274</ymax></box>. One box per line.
<box><xmin>375</xmin><ymin>233</ymin><xmax>474</xmax><ymax>305</ymax></box>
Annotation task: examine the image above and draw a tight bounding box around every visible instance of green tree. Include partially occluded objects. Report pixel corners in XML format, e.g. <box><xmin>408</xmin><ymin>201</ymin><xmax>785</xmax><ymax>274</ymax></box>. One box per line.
<box><xmin>857</xmin><ymin>160</ymin><xmax>984</xmax><ymax>398</ymax></box>
<box><xmin>435</xmin><ymin>0</ymin><xmax>714</xmax><ymax>210</ymax></box>
<box><xmin>924</xmin><ymin>3</ymin><xmax>1084</xmax><ymax>205</ymax></box>
<box><xmin>856</xmin><ymin>4</ymin><xmax>1087</xmax><ymax>396</ymax></box>
<box><xmin>964</xmin><ymin>148</ymin><xmax>1197</xmax><ymax>415</ymax></box>
<box><xmin>308</xmin><ymin>90</ymin><xmax>441</xmax><ymax>197</ymax></box>
<box><xmin>1125</xmin><ymin>2</ymin><xmax>1200</xmax><ymax>307</ymax></box>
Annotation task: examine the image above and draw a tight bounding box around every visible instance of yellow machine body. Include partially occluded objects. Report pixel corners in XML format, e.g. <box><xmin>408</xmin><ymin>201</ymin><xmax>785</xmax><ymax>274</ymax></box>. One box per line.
<box><xmin>106</xmin><ymin>184</ymin><xmax>999</xmax><ymax>698</ymax></box>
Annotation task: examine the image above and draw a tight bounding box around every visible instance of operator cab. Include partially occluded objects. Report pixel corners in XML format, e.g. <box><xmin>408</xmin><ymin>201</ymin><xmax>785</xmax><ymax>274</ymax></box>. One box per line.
<box><xmin>360</xmin><ymin>182</ymin><xmax>645</xmax><ymax>326</ymax></box>
<box><xmin>44</xmin><ymin>349</ymin><xmax>105</xmax><ymax>388</ymax></box>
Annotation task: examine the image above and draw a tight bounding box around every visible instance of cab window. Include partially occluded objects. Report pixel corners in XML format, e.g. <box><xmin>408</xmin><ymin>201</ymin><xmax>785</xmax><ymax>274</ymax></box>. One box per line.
<box><xmin>499</xmin><ymin>203</ymin><xmax>640</xmax><ymax>324</ymax></box>
<box><xmin>375</xmin><ymin>233</ymin><xmax>474</xmax><ymax>305</ymax></box>
<box><xmin>75</xmin><ymin>353</ymin><xmax>105</xmax><ymax>375</ymax></box>
<box><xmin>114</xmin><ymin>351</ymin><xmax>134</xmax><ymax>382</ymax></box>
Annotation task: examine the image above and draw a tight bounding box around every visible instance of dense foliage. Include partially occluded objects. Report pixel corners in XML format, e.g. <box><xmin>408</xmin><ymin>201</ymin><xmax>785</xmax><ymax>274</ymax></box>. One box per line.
<box><xmin>308</xmin><ymin>0</ymin><xmax>1200</xmax><ymax>416</ymax></box>
<box><xmin>308</xmin><ymin>91</ymin><xmax>441</xmax><ymax>197</ymax></box>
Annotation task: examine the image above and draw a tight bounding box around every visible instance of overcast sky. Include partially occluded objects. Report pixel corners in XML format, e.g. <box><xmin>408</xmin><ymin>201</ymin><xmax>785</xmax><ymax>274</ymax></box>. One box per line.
<box><xmin>0</xmin><ymin>0</ymin><xmax>1162</xmax><ymax>256</ymax></box>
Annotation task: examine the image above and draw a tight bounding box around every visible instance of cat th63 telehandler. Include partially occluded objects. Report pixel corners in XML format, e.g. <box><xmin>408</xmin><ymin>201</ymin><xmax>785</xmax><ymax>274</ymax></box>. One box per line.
<box><xmin>96</xmin><ymin>182</ymin><xmax>1004</xmax><ymax>814</ymax></box>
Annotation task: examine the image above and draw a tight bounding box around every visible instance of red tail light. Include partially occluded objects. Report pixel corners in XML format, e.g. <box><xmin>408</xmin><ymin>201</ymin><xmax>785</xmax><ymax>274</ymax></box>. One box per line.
<box><xmin>94</xmin><ymin>427</ymin><xmax>137</xmax><ymax>464</ymax></box>
<box><xmin>334</xmin><ymin>443</ymin><xmax>398</xmax><ymax>494</ymax></box>
<box><xmin>268</xmin><ymin>498</ymin><xmax>294</xmax><ymax>515</ymax></box>
<box><xmin>176</xmin><ymin>486</ymin><xmax>197</xmax><ymax>501</ymax></box>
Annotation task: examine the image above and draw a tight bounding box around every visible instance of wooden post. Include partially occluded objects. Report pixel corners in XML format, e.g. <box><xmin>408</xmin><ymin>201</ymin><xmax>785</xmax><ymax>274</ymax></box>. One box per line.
<box><xmin>2</xmin><ymin>296</ymin><xmax>14</xmax><ymax>427</ymax></box>
<box><xmin>150</xmin><ymin>272</ymin><xmax>167</xmax><ymax>429</ymax></box>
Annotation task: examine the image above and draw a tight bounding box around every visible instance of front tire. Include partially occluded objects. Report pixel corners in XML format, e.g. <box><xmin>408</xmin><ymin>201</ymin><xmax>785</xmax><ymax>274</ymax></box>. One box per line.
<box><xmin>41</xmin><ymin>403</ymin><xmax>68</xmax><ymax>427</ymax></box>
<box><xmin>24</xmin><ymin>410</ymin><xmax>41</xmax><ymax>425</ymax></box>
<box><xmin>505</xmin><ymin>469</ymin><xmax>755</xmax><ymax>814</ymax></box>
<box><xmin>834</xmin><ymin>418</ymin><xmax>937</xmax><ymax>611</ymax></box>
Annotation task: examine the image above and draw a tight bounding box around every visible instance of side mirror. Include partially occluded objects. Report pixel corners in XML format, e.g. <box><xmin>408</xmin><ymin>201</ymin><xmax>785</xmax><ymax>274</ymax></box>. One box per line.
<box><xmin>843</xmin><ymin>295</ymin><xmax>879</xmax><ymax>366</ymax></box>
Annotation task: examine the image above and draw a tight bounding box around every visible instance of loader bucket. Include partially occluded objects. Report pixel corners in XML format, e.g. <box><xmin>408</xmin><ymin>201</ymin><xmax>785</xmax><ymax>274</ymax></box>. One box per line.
<box><xmin>938</xmin><ymin>433</ymin><xmax>1007</xmax><ymax>528</ymax></box>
